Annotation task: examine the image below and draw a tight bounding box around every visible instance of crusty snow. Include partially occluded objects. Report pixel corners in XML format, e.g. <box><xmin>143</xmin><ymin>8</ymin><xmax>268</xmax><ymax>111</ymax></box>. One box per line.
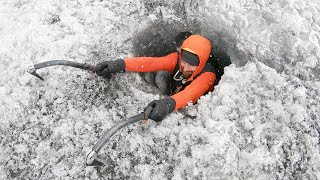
<box><xmin>0</xmin><ymin>0</ymin><xmax>319</xmax><ymax>179</ymax></box>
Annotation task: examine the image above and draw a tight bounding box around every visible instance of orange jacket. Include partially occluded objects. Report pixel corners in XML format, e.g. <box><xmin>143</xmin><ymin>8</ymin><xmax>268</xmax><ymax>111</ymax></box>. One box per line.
<box><xmin>124</xmin><ymin>35</ymin><xmax>216</xmax><ymax>110</ymax></box>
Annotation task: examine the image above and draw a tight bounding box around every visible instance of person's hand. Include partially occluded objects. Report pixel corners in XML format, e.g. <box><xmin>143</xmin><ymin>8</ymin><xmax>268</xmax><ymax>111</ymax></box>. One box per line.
<box><xmin>145</xmin><ymin>98</ymin><xmax>176</xmax><ymax>122</ymax></box>
<box><xmin>95</xmin><ymin>59</ymin><xmax>125</xmax><ymax>79</ymax></box>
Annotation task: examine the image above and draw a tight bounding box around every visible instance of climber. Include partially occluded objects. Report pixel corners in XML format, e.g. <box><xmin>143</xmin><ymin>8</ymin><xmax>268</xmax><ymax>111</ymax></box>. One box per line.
<box><xmin>95</xmin><ymin>34</ymin><xmax>216</xmax><ymax>122</ymax></box>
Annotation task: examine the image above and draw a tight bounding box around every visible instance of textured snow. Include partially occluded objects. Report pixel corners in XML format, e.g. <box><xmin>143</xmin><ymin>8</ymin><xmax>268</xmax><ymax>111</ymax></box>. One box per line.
<box><xmin>0</xmin><ymin>0</ymin><xmax>320</xmax><ymax>179</ymax></box>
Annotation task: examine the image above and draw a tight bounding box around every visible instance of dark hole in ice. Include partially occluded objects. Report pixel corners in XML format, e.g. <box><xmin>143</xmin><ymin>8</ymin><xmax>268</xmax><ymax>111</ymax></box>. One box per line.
<box><xmin>131</xmin><ymin>20</ymin><xmax>232</xmax><ymax>86</ymax></box>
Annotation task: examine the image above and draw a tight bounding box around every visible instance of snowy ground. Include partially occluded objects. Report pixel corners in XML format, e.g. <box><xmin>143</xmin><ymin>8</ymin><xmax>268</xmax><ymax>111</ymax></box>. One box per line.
<box><xmin>0</xmin><ymin>0</ymin><xmax>320</xmax><ymax>179</ymax></box>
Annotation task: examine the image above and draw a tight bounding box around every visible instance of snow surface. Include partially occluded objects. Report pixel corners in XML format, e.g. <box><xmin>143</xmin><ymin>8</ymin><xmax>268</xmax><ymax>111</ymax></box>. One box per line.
<box><xmin>0</xmin><ymin>0</ymin><xmax>320</xmax><ymax>179</ymax></box>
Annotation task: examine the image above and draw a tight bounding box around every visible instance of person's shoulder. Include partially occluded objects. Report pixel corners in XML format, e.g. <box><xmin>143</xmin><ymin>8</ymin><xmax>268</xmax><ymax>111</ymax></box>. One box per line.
<box><xmin>166</xmin><ymin>52</ymin><xmax>179</xmax><ymax>56</ymax></box>
<box><xmin>192</xmin><ymin>63</ymin><xmax>216</xmax><ymax>80</ymax></box>
<box><xmin>200</xmin><ymin>63</ymin><xmax>216</xmax><ymax>74</ymax></box>
<box><xmin>164</xmin><ymin>52</ymin><xmax>179</xmax><ymax>63</ymax></box>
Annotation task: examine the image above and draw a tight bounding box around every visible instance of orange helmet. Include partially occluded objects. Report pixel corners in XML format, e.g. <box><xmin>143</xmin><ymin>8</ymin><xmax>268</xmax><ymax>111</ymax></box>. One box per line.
<box><xmin>179</xmin><ymin>35</ymin><xmax>212</xmax><ymax>81</ymax></box>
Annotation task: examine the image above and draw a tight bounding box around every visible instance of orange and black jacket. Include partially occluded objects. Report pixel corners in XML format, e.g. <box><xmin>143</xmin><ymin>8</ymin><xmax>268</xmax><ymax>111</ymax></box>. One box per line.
<box><xmin>124</xmin><ymin>35</ymin><xmax>216</xmax><ymax>111</ymax></box>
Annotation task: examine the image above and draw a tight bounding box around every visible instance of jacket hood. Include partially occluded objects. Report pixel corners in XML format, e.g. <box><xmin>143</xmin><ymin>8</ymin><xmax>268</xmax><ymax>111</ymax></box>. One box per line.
<box><xmin>179</xmin><ymin>35</ymin><xmax>211</xmax><ymax>81</ymax></box>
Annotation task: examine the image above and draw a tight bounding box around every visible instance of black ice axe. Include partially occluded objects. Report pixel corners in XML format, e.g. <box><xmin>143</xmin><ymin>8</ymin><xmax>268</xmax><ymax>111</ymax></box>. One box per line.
<box><xmin>28</xmin><ymin>60</ymin><xmax>154</xmax><ymax>168</ymax></box>
<box><xmin>85</xmin><ymin>106</ymin><xmax>153</xmax><ymax>167</ymax></box>
<box><xmin>27</xmin><ymin>60</ymin><xmax>95</xmax><ymax>80</ymax></box>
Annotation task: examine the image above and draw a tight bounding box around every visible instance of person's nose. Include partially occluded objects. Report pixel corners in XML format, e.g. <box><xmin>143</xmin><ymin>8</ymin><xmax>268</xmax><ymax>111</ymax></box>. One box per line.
<box><xmin>183</xmin><ymin>64</ymin><xmax>192</xmax><ymax>71</ymax></box>
<box><xmin>183</xmin><ymin>63</ymin><xmax>196</xmax><ymax>71</ymax></box>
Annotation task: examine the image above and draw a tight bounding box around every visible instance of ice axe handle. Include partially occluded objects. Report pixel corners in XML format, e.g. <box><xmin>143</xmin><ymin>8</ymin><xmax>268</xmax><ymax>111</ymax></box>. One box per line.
<box><xmin>86</xmin><ymin>108</ymin><xmax>153</xmax><ymax>166</ymax></box>
<box><xmin>27</xmin><ymin>60</ymin><xmax>95</xmax><ymax>80</ymax></box>
<box><xmin>143</xmin><ymin>106</ymin><xmax>153</xmax><ymax>120</ymax></box>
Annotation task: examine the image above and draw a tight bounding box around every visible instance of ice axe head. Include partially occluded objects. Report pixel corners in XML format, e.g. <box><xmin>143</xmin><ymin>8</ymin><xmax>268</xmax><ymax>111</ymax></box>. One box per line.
<box><xmin>86</xmin><ymin>150</ymin><xmax>109</xmax><ymax>167</ymax></box>
<box><xmin>27</xmin><ymin>66</ymin><xmax>44</xmax><ymax>80</ymax></box>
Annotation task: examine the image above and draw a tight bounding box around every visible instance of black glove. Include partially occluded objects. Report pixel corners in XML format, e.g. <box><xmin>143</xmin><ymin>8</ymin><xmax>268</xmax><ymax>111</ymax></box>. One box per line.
<box><xmin>95</xmin><ymin>59</ymin><xmax>125</xmax><ymax>79</ymax></box>
<box><xmin>146</xmin><ymin>98</ymin><xmax>176</xmax><ymax>122</ymax></box>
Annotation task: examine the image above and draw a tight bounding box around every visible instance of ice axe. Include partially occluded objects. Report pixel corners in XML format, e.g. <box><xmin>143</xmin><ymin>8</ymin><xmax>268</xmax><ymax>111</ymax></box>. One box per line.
<box><xmin>28</xmin><ymin>60</ymin><xmax>155</xmax><ymax>168</ymax></box>
<box><xmin>27</xmin><ymin>60</ymin><xmax>95</xmax><ymax>80</ymax></box>
<box><xmin>85</xmin><ymin>106</ymin><xmax>153</xmax><ymax>167</ymax></box>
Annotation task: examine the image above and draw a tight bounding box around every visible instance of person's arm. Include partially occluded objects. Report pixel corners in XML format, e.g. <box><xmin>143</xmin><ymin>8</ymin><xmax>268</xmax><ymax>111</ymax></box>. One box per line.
<box><xmin>144</xmin><ymin>72</ymin><xmax>216</xmax><ymax>122</ymax></box>
<box><xmin>171</xmin><ymin>72</ymin><xmax>216</xmax><ymax>110</ymax></box>
<box><xmin>95</xmin><ymin>52</ymin><xmax>178</xmax><ymax>78</ymax></box>
<box><xmin>124</xmin><ymin>52</ymin><xmax>178</xmax><ymax>74</ymax></box>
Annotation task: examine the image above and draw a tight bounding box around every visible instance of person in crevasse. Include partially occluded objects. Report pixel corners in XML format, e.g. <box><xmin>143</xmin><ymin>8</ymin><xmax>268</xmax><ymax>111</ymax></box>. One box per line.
<box><xmin>95</xmin><ymin>34</ymin><xmax>216</xmax><ymax>122</ymax></box>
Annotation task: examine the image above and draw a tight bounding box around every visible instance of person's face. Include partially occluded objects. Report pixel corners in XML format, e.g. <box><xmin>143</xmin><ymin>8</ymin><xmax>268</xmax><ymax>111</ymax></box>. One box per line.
<box><xmin>181</xmin><ymin>60</ymin><xmax>198</xmax><ymax>79</ymax></box>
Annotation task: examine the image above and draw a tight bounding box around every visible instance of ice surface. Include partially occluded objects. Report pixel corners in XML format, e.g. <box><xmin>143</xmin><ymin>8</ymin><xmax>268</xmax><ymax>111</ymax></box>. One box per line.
<box><xmin>0</xmin><ymin>0</ymin><xmax>319</xmax><ymax>179</ymax></box>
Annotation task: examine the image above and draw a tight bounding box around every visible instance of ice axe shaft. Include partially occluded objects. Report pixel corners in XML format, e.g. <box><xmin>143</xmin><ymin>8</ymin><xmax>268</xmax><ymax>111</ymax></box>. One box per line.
<box><xmin>86</xmin><ymin>107</ymin><xmax>153</xmax><ymax>166</ymax></box>
<box><xmin>27</xmin><ymin>60</ymin><xmax>95</xmax><ymax>80</ymax></box>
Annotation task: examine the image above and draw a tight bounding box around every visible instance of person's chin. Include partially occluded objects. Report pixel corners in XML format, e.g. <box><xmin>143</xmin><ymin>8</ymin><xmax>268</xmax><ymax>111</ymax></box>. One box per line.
<box><xmin>182</xmin><ymin>72</ymin><xmax>193</xmax><ymax>79</ymax></box>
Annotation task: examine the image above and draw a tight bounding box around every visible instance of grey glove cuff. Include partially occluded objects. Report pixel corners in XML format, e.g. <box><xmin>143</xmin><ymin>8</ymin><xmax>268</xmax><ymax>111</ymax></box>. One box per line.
<box><xmin>165</xmin><ymin>97</ymin><xmax>176</xmax><ymax>114</ymax></box>
<box><xmin>112</xmin><ymin>59</ymin><xmax>125</xmax><ymax>73</ymax></box>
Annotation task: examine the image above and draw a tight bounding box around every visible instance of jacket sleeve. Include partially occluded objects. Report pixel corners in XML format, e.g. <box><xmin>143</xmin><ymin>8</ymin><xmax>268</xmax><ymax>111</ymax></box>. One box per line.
<box><xmin>124</xmin><ymin>52</ymin><xmax>178</xmax><ymax>74</ymax></box>
<box><xmin>171</xmin><ymin>72</ymin><xmax>216</xmax><ymax>110</ymax></box>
